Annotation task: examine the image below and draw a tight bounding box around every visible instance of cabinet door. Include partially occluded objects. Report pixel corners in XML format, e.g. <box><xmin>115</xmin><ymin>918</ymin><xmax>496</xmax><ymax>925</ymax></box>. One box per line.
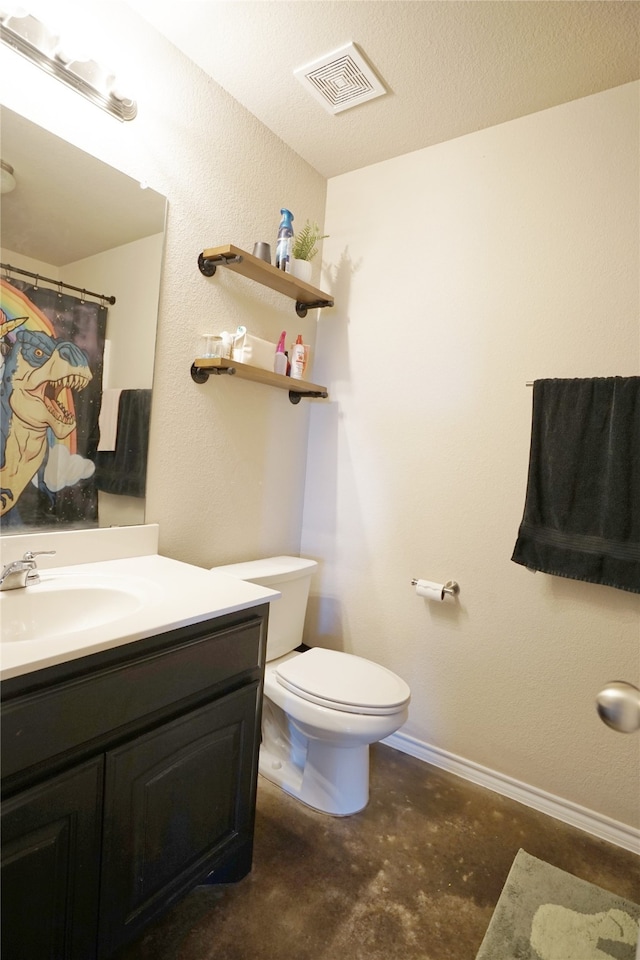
<box><xmin>99</xmin><ymin>682</ymin><xmax>260</xmax><ymax>957</ymax></box>
<box><xmin>1</xmin><ymin>757</ymin><xmax>103</xmax><ymax>960</ymax></box>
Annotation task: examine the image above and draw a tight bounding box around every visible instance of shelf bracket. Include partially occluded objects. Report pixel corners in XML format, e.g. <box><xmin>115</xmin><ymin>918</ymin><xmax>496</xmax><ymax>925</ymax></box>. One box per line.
<box><xmin>295</xmin><ymin>298</ymin><xmax>334</xmax><ymax>319</ymax></box>
<box><xmin>190</xmin><ymin>363</ymin><xmax>237</xmax><ymax>383</ymax></box>
<box><xmin>198</xmin><ymin>252</ymin><xmax>244</xmax><ymax>277</ymax></box>
<box><xmin>288</xmin><ymin>389</ymin><xmax>329</xmax><ymax>405</ymax></box>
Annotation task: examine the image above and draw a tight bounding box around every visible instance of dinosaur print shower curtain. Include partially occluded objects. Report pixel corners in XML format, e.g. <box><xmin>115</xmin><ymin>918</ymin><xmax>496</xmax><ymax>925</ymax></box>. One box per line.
<box><xmin>0</xmin><ymin>278</ymin><xmax>107</xmax><ymax>529</ymax></box>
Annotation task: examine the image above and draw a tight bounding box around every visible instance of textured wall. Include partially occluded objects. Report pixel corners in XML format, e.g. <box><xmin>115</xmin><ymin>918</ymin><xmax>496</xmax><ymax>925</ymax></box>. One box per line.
<box><xmin>0</xmin><ymin>1</ymin><xmax>326</xmax><ymax>567</ymax></box>
<box><xmin>303</xmin><ymin>82</ymin><xmax>640</xmax><ymax>828</ymax></box>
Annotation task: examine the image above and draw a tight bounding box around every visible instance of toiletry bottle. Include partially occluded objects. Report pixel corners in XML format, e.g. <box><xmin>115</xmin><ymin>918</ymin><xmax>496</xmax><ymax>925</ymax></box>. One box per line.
<box><xmin>290</xmin><ymin>334</ymin><xmax>306</xmax><ymax>380</ymax></box>
<box><xmin>275</xmin><ymin>208</ymin><xmax>294</xmax><ymax>272</ymax></box>
<box><xmin>274</xmin><ymin>331</ymin><xmax>287</xmax><ymax>375</ymax></box>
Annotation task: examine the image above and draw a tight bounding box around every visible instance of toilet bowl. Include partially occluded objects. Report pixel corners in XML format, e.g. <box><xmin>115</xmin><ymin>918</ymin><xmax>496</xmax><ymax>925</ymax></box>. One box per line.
<box><xmin>213</xmin><ymin>556</ymin><xmax>410</xmax><ymax>816</ymax></box>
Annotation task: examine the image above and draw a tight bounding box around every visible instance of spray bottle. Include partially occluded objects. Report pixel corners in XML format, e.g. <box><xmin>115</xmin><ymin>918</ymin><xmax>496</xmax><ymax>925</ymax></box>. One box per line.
<box><xmin>290</xmin><ymin>334</ymin><xmax>306</xmax><ymax>380</ymax></box>
<box><xmin>275</xmin><ymin>208</ymin><xmax>294</xmax><ymax>272</ymax></box>
<box><xmin>274</xmin><ymin>331</ymin><xmax>287</xmax><ymax>375</ymax></box>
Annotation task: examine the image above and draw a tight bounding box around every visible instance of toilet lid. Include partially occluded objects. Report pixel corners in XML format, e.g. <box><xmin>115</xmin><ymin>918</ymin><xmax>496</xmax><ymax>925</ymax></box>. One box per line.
<box><xmin>275</xmin><ymin>648</ymin><xmax>410</xmax><ymax>716</ymax></box>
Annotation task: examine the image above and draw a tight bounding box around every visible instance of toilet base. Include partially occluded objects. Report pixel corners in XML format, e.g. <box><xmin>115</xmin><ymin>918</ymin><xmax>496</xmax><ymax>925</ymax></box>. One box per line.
<box><xmin>259</xmin><ymin>739</ymin><xmax>370</xmax><ymax>816</ymax></box>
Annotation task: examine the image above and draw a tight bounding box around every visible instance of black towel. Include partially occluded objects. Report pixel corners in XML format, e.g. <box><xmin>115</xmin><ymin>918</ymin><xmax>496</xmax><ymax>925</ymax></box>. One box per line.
<box><xmin>511</xmin><ymin>377</ymin><xmax>640</xmax><ymax>594</ymax></box>
<box><xmin>94</xmin><ymin>389</ymin><xmax>151</xmax><ymax>498</ymax></box>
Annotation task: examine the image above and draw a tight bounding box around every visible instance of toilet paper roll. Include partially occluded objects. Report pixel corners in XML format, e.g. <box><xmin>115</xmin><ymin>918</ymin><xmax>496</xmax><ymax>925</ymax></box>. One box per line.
<box><xmin>415</xmin><ymin>579</ymin><xmax>445</xmax><ymax>602</ymax></box>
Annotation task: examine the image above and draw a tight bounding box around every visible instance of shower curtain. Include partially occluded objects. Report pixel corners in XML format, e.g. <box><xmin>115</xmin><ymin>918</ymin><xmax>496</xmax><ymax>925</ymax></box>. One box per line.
<box><xmin>0</xmin><ymin>278</ymin><xmax>107</xmax><ymax>529</ymax></box>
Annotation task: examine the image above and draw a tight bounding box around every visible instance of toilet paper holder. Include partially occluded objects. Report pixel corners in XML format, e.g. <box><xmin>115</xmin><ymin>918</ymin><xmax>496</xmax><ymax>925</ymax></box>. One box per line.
<box><xmin>410</xmin><ymin>578</ymin><xmax>460</xmax><ymax>598</ymax></box>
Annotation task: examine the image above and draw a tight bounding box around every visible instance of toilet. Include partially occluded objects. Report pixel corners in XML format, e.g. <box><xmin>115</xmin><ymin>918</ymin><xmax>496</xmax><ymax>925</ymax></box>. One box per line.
<box><xmin>213</xmin><ymin>556</ymin><xmax>410</xmax><ymax>816</ymax></box>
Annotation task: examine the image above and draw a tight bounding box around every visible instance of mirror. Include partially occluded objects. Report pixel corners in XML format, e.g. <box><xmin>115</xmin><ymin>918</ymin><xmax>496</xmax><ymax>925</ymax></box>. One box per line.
<box><xmin>0</xmin><ymin>106</ymin><xmax>167</xmax><ymax>533</ymax></box>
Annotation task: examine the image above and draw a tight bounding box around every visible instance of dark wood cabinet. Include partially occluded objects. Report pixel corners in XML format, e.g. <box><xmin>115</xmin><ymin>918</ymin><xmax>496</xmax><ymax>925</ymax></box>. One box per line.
<box><xmin>100</xmin><ymin>684</ymin><xmax>259</xmax><ymax>955</ymax></box>
<box><xmin>1</xmin><ymin>758</ymin><xmax>103</xmax><ymax>960</ymax></box>
<box><xmin>1</xmin><ymin>605</ymin><xmax>268</xmax><ymax>960</ymax></box>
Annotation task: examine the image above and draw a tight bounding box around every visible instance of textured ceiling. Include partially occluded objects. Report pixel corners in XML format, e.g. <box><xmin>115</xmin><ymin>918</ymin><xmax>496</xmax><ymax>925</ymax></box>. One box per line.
<box><xmin>127</xmin><ymin>0</ymin><xmax>640</xmax><ymax>178</ymax></box>
<box><xmin>1</xmin><ymin>107</ymin><xmax>166</xmax><ymax>266</ymax></box>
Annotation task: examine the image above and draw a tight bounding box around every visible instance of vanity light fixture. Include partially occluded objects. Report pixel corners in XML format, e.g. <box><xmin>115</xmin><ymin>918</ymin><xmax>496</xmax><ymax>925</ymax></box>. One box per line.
<box><xmin>0</xmin><ymin>8</ymin><xmax>137</xmax><ymax>121</ymax></box>
<box><xmin>1</xmin><ymin>159</ymin><xmax>16</xmax><ymax>194</ymax></box>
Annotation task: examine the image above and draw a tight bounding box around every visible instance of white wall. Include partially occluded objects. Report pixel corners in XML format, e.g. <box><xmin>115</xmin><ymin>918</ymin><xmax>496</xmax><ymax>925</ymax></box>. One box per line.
<box><xmin>302</xmin><ymin>82</ymin><xmax>640</xmax><ymax>829</ymax></box>
<box><xmin>2</xmin><ymin>236</ymin><xmax>164</xmax><ymax>390</ymax></box>
<box><xmin>0</xmin><ymin>250</ymin><xmax>59</xmax><ymax>278</ymax></box>
<box><xmin>0</xmin><ymin>2</ymin><xmax>326</xmax><ymax>566</ymax></box>
<box><xmin>67</xmin><ymin>233</ymin><xmax>164</xmax><ymax>389</ymax></box>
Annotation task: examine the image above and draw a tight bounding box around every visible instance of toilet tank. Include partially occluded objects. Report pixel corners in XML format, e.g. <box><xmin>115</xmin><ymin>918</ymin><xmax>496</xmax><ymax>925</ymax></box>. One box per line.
<box><xmin>212</xmin><ymin>556</ymin><xmax>318</xmax><ymax>661</ymax></box>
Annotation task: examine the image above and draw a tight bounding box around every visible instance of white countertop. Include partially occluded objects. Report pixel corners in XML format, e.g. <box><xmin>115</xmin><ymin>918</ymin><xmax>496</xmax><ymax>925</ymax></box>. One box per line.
<box><xmin>0</xmin><ymin>554</ymin><xmax>278</xmax><ymax>681</ymax></box>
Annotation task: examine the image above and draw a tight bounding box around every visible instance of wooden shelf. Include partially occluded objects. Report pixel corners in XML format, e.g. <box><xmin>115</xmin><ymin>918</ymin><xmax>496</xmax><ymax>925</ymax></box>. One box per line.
<box><xmin>198</xmin><ymin>244</ymin><xmax>333</xmax><ymax>317</ymax></box>
<box><xmin>191</xmin><ymin>358</ymin><xmax>328</xmax><ymax>404</ymax></box>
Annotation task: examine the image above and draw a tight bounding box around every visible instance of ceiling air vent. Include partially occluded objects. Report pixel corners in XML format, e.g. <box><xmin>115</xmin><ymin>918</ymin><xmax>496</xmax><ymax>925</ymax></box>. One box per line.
<box><xmin>294</xmin><ymin>42</ymin><xmax>386</xmax><ymax>115</ymax></box>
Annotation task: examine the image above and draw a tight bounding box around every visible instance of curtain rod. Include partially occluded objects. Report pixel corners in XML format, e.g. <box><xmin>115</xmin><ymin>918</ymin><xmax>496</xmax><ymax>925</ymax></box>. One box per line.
<box><xmin>1</xmin><ymin>262</ymin><xmax>116</xmax><ymax>305</ymax></box>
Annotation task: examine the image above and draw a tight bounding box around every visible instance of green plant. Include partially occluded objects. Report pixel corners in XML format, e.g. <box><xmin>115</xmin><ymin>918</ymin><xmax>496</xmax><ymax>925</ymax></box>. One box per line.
<box><xmin>291</xmin><ymin>220</ymin><xmax>328</xmax><ymax>261</ymax></box>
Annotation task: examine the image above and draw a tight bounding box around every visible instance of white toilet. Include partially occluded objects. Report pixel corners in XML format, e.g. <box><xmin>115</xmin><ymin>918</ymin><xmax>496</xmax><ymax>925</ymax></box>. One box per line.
<box><xmin>213</xmin><ymin>556</ymin><xmax>410</xmax><ymax>816</ymax></box>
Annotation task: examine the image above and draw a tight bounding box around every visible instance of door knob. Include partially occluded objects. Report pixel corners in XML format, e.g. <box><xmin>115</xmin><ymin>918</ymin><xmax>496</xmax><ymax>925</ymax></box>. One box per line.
<box><xmin>596</xmin><ymin>682</ymin><xmax>640</xmax><ymax>733</ymax></box>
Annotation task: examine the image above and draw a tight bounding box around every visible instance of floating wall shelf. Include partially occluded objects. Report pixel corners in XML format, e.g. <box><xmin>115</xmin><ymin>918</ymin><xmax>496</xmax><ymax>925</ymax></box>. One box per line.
<box><xmin>190</xmin><ymin>358</ymin><xmax>329</xmax><ymax>405</ymax></box>
<box><xmin>198</xmin><ymin>244</ymin><xmax>334</xmax><ymax>317</ymax></box>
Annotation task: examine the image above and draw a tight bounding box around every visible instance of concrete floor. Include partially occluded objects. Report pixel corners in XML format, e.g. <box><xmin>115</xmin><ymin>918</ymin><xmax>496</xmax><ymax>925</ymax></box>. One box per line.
<box><xmin>114</xmin><ymin>743</ymin><xmax>640</xmax><ymax>960</ymax></box>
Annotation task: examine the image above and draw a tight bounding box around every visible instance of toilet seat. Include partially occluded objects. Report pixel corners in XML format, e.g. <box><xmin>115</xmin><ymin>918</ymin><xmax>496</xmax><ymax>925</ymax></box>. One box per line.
<box><xmin>275</xmin><ymin>648</ymin><xmax>410</xmax><ymax>716</ymax></box>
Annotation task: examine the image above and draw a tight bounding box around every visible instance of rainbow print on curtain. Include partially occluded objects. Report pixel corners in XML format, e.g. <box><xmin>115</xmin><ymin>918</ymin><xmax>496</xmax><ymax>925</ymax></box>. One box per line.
<box><xmin>0</xmin><ymin>277</ymin><xmax>107</xmax><ymax>529</ymax></box>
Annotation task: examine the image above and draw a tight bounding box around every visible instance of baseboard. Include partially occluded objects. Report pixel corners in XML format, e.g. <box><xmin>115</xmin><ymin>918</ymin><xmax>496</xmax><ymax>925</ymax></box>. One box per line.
<box><xmin>382</xmin><ymin>731</ymin><xmax>640</xmax><ymax>855</ymax></box>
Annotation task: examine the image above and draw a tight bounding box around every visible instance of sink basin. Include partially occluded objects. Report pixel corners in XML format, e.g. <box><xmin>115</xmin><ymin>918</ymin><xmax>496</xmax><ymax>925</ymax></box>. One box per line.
<box><xmin>0</xmin><ymin>551</ymin><xmax>277</xmax><ymax>682</ymax></box>
<box><xmin>0</xmin><ymin>574</ymin><xmax>146</xmax><ymax>643</ymax></box>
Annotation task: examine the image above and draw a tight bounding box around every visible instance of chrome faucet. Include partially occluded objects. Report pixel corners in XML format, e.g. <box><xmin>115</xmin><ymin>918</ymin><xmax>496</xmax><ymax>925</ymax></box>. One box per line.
<box><xmin>0</xmin><ymin>550</ymin><xmax>56</xmax><ymax>591</ymax></box>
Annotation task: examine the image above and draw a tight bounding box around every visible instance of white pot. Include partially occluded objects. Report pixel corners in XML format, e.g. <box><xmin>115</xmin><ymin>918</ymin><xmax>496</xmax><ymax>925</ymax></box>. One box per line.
<box><xmin>290</xmin><ymin>258</ymin><xmax>313</xmax><ymax>284</ymax></box>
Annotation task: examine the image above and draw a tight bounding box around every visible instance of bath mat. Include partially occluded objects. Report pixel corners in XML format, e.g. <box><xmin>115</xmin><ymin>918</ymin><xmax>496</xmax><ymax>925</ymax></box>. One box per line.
<box><xmin>475</xmin><ymin>849</ymin><xmax>640</xmax><ymax>959</ymax></box>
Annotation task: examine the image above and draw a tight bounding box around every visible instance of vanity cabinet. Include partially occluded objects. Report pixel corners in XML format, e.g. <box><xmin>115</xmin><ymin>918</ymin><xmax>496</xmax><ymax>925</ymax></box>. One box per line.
<box><xmin>1</xmin><ymin>604</ymin><xmax>268</xmax><ymax>960</ymax></box>
<box><xmin>1</xmin><ymin>757</ymin><xmax>103</xmax><ymax>960</ymax></box>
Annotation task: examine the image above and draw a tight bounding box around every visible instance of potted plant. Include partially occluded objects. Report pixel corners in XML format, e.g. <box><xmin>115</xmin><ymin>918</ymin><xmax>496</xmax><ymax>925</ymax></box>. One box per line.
<box><xmin>290</xmin><ymin>220</ymin><xmax>328</xmax><ymax>282</ymax></box>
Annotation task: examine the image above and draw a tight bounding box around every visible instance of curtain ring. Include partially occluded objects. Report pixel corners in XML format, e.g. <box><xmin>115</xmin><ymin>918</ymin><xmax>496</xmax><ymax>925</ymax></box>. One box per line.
<box><xmin>34</xmin><ymin>274</ymin><xmax>39</xmax><ymax>290</ymax></box>
<box><xmin>57</xmin><ymin>281</ymin><xmax>63</xmax><ymax>299</ymax></box>
<box><xmin>81</xmin><ymin>289</ymin><xmax>86</xmax><ymax>303</ymax></box>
